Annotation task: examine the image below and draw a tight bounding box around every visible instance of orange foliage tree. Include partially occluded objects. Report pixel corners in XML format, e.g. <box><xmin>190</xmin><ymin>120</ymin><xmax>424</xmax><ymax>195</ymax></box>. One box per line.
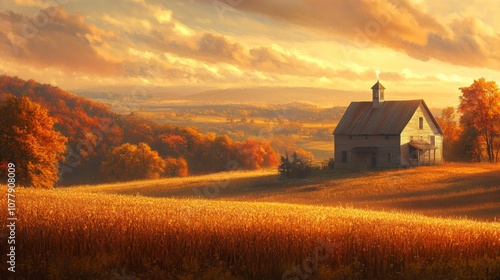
<box><xmin>206</xmin><ymin>135</ymin><xmax>235</xmax><ymax>171</ymax></box>
<box><xmin>121</xmin><ymin>115</ymin><xmax>156</xmax><ymax>144</ymax></box>
<box><xmin>235</xmin><ymin>138</ymin><xmax>279</xmax><ymax>169</ymax></box>
<box><xmin>436</xmin><ymin>107</ymin><xmax>462</xmax><ymax>162</ymax></box>
<box><xmin>458</xmin><ymin>78</ymin><xmax>500</xmax><ymax>163</ymax></box>
<box><xmin>0</xmin><ymin>96</ymin><xmax>67</xmax><ymax>188</ymax></box>
<box><xmin>101</xmin><ymin>142</ymin><xmax>165</xmax><ymax>181</ymax></box>
<box><xmin>164</xmin><ymin>157</ymin><xmax>189</xmax><ymax>177</ymax></box>
<box><xmin>157</xmin><ymin>134</ymin><xmax>188</xmax><ymax>157</ymax></box>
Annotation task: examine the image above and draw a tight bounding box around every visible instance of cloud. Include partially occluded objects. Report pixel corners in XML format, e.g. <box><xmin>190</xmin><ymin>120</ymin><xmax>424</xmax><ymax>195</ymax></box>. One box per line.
<box><xmin>220</xmin><ymin>0</ymin><xmax>500</xmax><ymax>69</ymax></box>
<box><xmin>143</xmin><ymin>29</ymin><xmax>335</xmax><ymax>78</ymax></box>
<box><xmin>99</xmin><ymin>0</ymin><xmax>335</xmax><ymax>78</ymax></box>
<box><xmin>0</xmin><ymin>8</ymin><xmax>121</xmax><ymax>75</ymax></box>
<box><xmin>14</xmin><ymin>0</ymin><xmax>44</xmax><ymax>8</ymax></box>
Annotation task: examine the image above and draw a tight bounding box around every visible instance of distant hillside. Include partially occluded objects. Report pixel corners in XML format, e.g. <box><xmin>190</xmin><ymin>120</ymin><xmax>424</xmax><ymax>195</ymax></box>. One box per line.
<box><xmin>183</xmin><ymin>87</ymin><xmax>365</xmax><ymax>106</ymax></box>
<box><xmin>73</xmin><ymin>85</ymin><xmax>457</xmax><ymax>110</ymax></box>
<box><xmin>0</xmin><ymin>76</ymin><xmax>281</xmax><ymax>185</ymax></box>
<box><xmin>0</xmin><ymin>75</ymin><xmax>120</xmax><ymax>147</ymax></box>
<box><xmin>72</xmin><ymin>85</ymin><xmax>217</xmax><ymax>100</ymax></box>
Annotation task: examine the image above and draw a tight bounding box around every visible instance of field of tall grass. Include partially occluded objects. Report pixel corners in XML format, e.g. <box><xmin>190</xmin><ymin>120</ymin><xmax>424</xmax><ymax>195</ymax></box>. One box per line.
<box><xmin>1</xmin><ymin>182</ymin><xmax>499</xmax><ymax>279</ymax></box>
<box><xmin>72</xmin><ymin>163</ymin><xmax>500</xmax><ymax>221</ymax></box>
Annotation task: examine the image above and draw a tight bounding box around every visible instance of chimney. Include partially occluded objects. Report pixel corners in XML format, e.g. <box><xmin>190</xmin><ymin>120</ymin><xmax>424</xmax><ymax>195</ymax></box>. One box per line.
<box><xmin>371</xmin><ymin>80</ymin><xmax>385</xmax><ymax>108</ymax></box>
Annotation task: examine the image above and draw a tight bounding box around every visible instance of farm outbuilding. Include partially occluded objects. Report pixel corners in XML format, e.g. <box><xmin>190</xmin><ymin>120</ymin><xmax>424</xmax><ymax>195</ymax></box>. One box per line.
<box><xmin>333</xmin><ymin>81</ymin><xmax>443</xmax><ymax>169</ymax></box>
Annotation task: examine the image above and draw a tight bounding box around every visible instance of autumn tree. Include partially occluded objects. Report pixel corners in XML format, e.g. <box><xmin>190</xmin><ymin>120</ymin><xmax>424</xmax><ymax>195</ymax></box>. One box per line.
<box><xmin>436</xmin><ymin>107</ymin><xmax>461</xmax><ymax>161</ymax></box>
<box><xmin>458</xmin><ymin>117</ymin><xmax>482</xmax><ymax>162</ymax></box>
<box><xmin>235</xmin><ymin>139</ymin><xmax>279</xmax><ymax>169</ymax></box>
<box><xmin>156</xmin><ymin>134</ymin><xmax>188</xmax><ymax>157</ymax></box>
<box><xmin>121</xmin><ymin>115</ymin><xmax>157</xmax><ymax>145</ymax></box>
<box><xmin>0</xmin><ymin>96</ymin><xmax>67</xmax><ymax>188</ymax></box>
<box><xmin>458</xmin><ymin>78</ymin><xmax>500</xmax><ymax>163</ymax></box>
<box><xmin>101</xmin><ymin>142</ymin><xmax>165</xmax><ymax>181</ymax></box>
<box><xmin>206</xmin><ymin>135</ymin><xmax>235</xmax><ymax>171</ymax></box>
<box><xmin>164</xmin><ymin>157</ymin><xmax>189</xmax><ymax>177</ymax></box>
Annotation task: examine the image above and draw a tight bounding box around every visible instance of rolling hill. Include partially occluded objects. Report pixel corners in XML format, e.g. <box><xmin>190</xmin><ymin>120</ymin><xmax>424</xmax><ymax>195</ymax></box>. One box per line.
<box><xmin>72</xmin><ymin>85</ymin><xmax>459</xmax><ymax>109</ymax></box>
<box><xmin>2</xmin><ymin>163</ymin><xmax>499</xmax><ymax>279</ymax></box>
<box><xmin>182</xmin><ymin>87</ymin><xmax>365</xmax><ymax>106</ymax></box>
<box><xmin>70</xmin><ymin>163</ymin><xmax>500</xmax><ymax>221</ymax></box>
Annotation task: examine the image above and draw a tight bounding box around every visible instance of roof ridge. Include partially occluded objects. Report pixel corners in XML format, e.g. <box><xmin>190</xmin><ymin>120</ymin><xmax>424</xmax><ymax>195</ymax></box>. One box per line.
<box><xmin>350</xmin><ymin>100</ymin><xmax>422</xmax><ymax>103</ymax></box>
<box><xmin>333</xmin><ymin>100</ymin><xmax>423</xmax><ymax>135</ymax></box>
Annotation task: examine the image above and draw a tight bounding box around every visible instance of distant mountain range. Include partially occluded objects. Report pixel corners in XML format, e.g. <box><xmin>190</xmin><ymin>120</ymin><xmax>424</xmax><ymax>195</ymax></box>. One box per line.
<box><xmin>72</xmin><ymin>85</ymin><xmax>457</xmax><ymax>109</ymax></box>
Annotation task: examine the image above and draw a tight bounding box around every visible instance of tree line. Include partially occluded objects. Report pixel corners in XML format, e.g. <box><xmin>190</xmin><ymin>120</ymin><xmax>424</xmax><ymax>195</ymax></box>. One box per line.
<box><xmin>0</xmin><ymin>76</ymin><xmax>278</xmax><ymax>188</ymax></box>
<box><xmin>437</xmin><ymin>78</ymin><xmax>500</xmax><ymax>163</ymax></box>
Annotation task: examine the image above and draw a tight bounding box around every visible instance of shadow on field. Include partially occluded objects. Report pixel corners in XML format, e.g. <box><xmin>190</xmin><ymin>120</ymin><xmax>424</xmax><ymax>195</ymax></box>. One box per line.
<box><xmin>361</xmin><ymin>170</ymin><xmax>500</xmax><ymax>201</ymax></box>
<box><xmin>448</xmin><ymin>206</ymin><xmax>500</xmax><ymax>220</ymax></box>
<box><xmin>358</xmin><ymin>170</ymin><xmax>500</xmax><ymax>220</ymax></box>
<box><xmin>113</xmin><ymin>174</ymin><xmax>322</xmax><ymax>199</ymax></box>
<box><xmin>112</xmin><ymin>169</ymin><xmax>364</xmax><ymax>200</ymax></box>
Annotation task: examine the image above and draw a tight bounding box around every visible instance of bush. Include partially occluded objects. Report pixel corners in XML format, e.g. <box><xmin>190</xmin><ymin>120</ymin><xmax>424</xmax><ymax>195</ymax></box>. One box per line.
<box><xmin>278</xmin><ymin>152</ymin><xmax>311</xmax><ymax>179</ymax></box>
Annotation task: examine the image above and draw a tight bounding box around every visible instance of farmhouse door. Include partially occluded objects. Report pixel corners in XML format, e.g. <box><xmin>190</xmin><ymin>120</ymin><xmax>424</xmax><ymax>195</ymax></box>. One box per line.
<box><xmin>371</xmin><ymin>153</ymin><xmax>376</xmax><ymax>167</ymax></box>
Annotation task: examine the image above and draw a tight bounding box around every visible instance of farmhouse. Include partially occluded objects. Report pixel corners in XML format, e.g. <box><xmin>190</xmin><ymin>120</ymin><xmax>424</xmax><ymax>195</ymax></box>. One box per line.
<box><xmin>333</xmin><ymin>81</ymin><xmax>443</xmax><ymax>169</ymax></box>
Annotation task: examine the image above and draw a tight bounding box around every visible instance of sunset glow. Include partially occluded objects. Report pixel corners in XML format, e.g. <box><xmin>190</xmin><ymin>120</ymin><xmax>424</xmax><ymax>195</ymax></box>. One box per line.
<box><xmin>1</xmin><ymin>0</ymin><xmax>500</xmax><ymax>106</ymax></box>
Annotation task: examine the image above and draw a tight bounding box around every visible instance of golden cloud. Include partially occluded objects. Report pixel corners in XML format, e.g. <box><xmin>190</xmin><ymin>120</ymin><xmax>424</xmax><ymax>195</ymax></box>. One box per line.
<box><xmin>225</xmin><ymin>0</ymin><xmax>500</xmax><ymax>69</ymax></box>
<box><xmin>0</xmin><ymin>8</ymin><xmax>121</xmax><ymax>75</ymax></box>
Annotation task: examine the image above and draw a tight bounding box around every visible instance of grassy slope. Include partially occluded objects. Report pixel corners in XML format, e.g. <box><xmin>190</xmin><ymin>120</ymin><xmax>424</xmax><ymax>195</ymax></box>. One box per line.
<box><xmin>2</xmin><ymin>163</ymin><xmax>499</xmax><ymax>279</ymax></box>
<box><xmin>2</xmin><ymin>186</ymin><xmax>499</xmax><ymax>279</ymax></box>
<box><xmin>72</xmin><ymin>163</ymin><xmax>500</xmax><ymax>221</ymax></box>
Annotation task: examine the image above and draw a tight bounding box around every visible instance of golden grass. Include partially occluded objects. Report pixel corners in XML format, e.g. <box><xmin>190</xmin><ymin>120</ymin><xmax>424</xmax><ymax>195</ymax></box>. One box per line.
<box><xmin>261</xmin><ymin>163</ymin><xmax>500</xmax><ymax>221</ymax></box>
<box><xmin>70</xmin><ymin>169</ymin><xmax>276</xmax><ymax>197</ymax></box>
<box><xmin>1</xmin><ymin>184</ymin><xmax>499</xmax><ymax>279</ymax></box>
<box><xmin>1</xmin><ymin>163</ymin><xmax>499</xmax><ymax>278</ymax></box>
<box><xmin>71</xmin><ymin>163</ymin><xmax>500</xmax><ymax>221</ymax></box>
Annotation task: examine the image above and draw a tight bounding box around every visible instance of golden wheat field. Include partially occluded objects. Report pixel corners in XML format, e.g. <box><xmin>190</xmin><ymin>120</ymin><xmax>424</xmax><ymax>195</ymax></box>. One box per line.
<box><xmin>1</xmin><ymin>164</ymin><xmax>500</xmax><ymax>279</ymax></box>
<box><xmin>72</xmin><ymin>163</ymin><xmax>500</xmax><ymax>221</ymax></box>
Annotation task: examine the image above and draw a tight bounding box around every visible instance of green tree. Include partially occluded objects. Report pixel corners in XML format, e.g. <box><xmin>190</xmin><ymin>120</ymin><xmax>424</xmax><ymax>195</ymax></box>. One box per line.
<box><xmin>101</xmin><ymin>142</ymin><xmax>165</xmax><ymax>181</ymax></box>
<box><xmin>458</xmin><ymin>78</ymin><xmax>500</xmax><ymax>163</ymax></box>
<box><xmin>0</xmin><ymin>96</ymin><xmax>67</xmax><ymax>188</ymax></box>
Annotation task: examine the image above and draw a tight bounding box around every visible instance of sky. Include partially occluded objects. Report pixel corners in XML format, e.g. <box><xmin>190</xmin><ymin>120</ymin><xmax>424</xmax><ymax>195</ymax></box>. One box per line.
<box><xmin>1</xmin><ymin>0</ymin><xmax>500</xmax><ymax>106</ymax></box>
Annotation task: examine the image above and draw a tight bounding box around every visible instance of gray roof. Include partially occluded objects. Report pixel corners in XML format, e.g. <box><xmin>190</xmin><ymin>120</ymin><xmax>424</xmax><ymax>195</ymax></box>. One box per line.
<box><xmin>371</xmin><ymin>81</ymin><xmax>385</xmax><ymax>90</ymax></box>
<box><xmin>333</xmin><ymin>100</ymin><xmax>442</xmax><ymax>135</ymax></box>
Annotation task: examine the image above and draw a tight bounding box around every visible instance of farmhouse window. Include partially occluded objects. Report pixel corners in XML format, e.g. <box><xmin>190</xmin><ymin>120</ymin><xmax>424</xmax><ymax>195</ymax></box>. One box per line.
<box><xmin>342</xmin><ymin>151</ymin><xmax>347</xmax><ymax>163</ymax></box>
<box><xmin>429</xmin><ymin>135</ymin><xmax>435</xmax><ymax>145</ymax></box>
<box><xmin>418</xmin><ymin>117</ymin><xmax>424</xmax><ymax>129</ymax></box>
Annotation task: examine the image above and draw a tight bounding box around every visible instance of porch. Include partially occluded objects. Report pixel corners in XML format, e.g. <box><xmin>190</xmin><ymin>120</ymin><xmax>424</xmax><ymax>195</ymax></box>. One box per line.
<box><xmin>408</xmin><ymin>140</ymin><xmax>438</xmax><ymax>166</ymax></box>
